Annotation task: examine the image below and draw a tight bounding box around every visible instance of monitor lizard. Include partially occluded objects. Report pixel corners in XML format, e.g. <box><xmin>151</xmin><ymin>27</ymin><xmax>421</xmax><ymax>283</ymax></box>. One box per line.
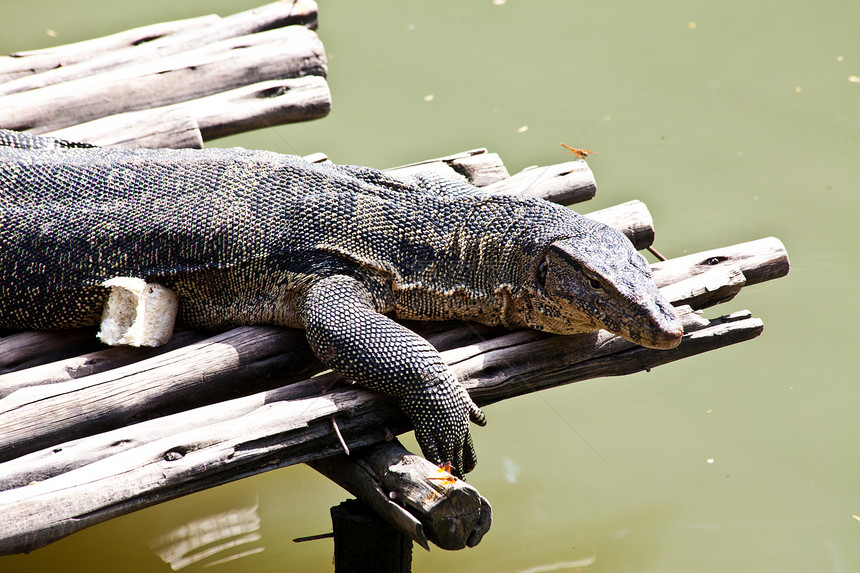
<box><xmin>0</xmin><ymin>129</ymin><xmax>682</xmax><ymax>476</ymax></box>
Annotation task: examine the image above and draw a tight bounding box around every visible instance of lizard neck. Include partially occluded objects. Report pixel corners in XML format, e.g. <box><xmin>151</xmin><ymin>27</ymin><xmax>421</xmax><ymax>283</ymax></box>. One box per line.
<box><xmin>390</xmin><ymin>195</ymin><xmax>537</xmax><ymax>326</ymax></box>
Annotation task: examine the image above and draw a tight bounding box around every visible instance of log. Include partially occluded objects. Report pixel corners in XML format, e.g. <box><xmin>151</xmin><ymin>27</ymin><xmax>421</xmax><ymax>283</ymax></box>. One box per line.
<box><xmin>0</xmin><ymin>329</ymin><xmax>102</xmax><ymax>373</ymax></box>
<box><xmin>0</xmin><ymin>25</ymin><xmax>327</xmax><ymax>133</ymax></box>
<box><xmin>43</xmin><ymin>76</ymin><xmax>332</xmax><ymax>148</ymax></box>
<box><xmin>450</xmin><ymin>152</ymin><xmax>510</xmax><ymax>186</ymax></box>
<box><xmin>0</xmin><ymin>326</ymin><xmax>321</xmax><ymax>462</ymax></box>
<box><xmin>0</xmin><ymin>330</ymin><xmax>208</xmax><ymax>398</ymax></box>
<box><xmin>0</xmin><ymin>1</ymin><xmax>318</xmax><ymax>91</ymax></box>
<box><xmin>0</xmin><ymin>14</ymin><xmax>221</xmax><ymax>82</ymax></box>
<box><xmin>482</xmin><ymin>160</ymin><xmax>597</xmax><ymax>205</ymax></box>
<box><xmin>0</xmin><ymin>306</ymin><xmax>765</xmax><ymax>555</ymax></box>
<box><xmin>585</xmin><ymin>200</ymin><xmax>654</xmax><ymax>250</ymax></box>
<box><xmin>389</xmin><ymin>152</ymin><xmax>596</xmax><ymax>205</ymax></box>
<box><xmin>45</xmin><ymin>109</ymin><xmax>205</xmax><ymax>149</ymax></box>
<box><xmin>651</xmin><ymin>237</ymin><xmax>790</xmax><ymax>288</ymax></box>
<box><xmin>310</xmin><ymin>439</ymin><xmax>492</xmax><ymax>551</ymax></box>
<box><xmin>387</xmin><ymin>149</ymin><xmax>489</xmax><ymax>180</ymax></box>
<box><xmin>182</xmin><ymin>75</ymin><xmax>332</xmax><ymax>140</ymax></box>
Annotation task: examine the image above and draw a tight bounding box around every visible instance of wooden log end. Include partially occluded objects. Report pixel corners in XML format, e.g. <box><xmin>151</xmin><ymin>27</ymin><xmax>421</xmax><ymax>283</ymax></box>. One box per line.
<box><xmin>44</xmin><ymin>109</ymin><xmax>204</xmax><ymax>149</ymax></box>
<box><xmin>310</xmin><ymin>439</ymin><xmax>492</xmax><ymax>551</ymax></box>
<box><xmin>586</xmin><ymin>200</ymin><xmax>655</xmax><ymax>250</ymax></box>
<box><xmin>652</xmin><ymin>236</ymin><xmax>790</xmax><ymax>289</ymax></box>
<box><xmin>484</xmin><ymin>161</ymin><xmax>597</xmax><ymax>205</ymax></box>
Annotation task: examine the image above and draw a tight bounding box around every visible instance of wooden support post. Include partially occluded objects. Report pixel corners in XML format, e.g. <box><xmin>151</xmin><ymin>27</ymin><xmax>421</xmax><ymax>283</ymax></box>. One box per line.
<box><xmin>331</xmin><ymin>499</ymin><xmax>412</xmax><ymax>573</ymax></box>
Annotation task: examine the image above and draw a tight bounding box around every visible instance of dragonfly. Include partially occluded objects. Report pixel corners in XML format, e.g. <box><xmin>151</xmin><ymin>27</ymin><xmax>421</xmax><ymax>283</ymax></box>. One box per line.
<box><xmin>560</xmin><ymin>142</ymin><xmax>597</xmax><ymax>159</ymax></box>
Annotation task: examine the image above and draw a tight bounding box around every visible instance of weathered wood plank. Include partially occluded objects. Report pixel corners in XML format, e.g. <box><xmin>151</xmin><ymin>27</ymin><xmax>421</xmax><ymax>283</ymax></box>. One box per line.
<box><xmin>450</xmin><ymin>152</ymin><xmax>510</xmax><ymax>186</ymax></box>
<box><xmin>482</xmin><ymin>160</ymin><xmax>597</xmax><ymax>205</ymax></box>
<box><xmin>0</xmin><ymin>330</ymin><xmax>102</xmax><ymax>373</ymax></box>
<box><xmin>0</xmin><ymin>14</ymin><xmax>221</xmax><ymax>82</ymax></box>
<box><xmin>0</xmin><ymin>330</ymin><xmax>208</xmax><ymax>398</ymax></box>
<box><xmin>45</xmin><ymin>109</ymin><xmax>204</xmax><ymax>149</ymax></box>
<box><xmin>43</xmin><ymin>76</ymin><xmax>331</xmax><ymax>148</ymax></box>
<box><xmin>586</xmin><ymin>200</ymin><xmax>654</xmax><ymax>250</ymax></box>
<box><xmin>0</xmin><ymin>326</ymin><xmax>321</xmax><ymax>462</ymax></box>
<box><xmin>187</xmin><ymin>75</ymin><xmax>332</xmax><ymax>140</ymax></box>
<box><xmin>389</xmin><ymin>153</ymin><xmax>596</xmax><ymax>206</ymax></box>
<box><xmin>0</xmin><ymin>25</ymin><xmax>327</xmax><ymax>133</ymax></box>
<box><xmin>651</xmin><ymin>237</ymin><xmax>790</xmax><ymax>288</ymax></box>
<box><xmin>0</xmin><ymin>1</ymin><xmax>318</xmax><ymax>92</ymax></box>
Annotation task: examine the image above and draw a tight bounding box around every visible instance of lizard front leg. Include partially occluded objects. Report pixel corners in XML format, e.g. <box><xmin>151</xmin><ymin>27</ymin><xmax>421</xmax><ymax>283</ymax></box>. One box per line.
<box><xmin>301</xmin><ymin>274</ymin><xmax>486</xmax><ymax>476</ymax></box>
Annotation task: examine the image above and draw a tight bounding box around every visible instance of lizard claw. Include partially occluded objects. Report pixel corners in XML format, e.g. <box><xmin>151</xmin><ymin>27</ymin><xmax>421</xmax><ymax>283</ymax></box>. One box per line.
<box><xmin>469</xmin><ymin>401</ymin><xmax>487</xmax><ymax>426</ymax></box>
<box><xmin>403</xmin><ymin>381</ymin><xmax>485</xmax><ymax>478</ymax></box>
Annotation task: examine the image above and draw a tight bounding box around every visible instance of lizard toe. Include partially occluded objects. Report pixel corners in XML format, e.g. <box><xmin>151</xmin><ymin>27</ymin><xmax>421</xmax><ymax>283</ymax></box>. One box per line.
<box><xmin>461</xmin><ymin>432</ymin><xmax>478</xmax><ymax>475</ymax></box>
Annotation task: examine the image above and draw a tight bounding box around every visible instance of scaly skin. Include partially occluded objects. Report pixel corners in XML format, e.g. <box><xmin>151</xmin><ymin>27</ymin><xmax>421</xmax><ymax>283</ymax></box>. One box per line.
<box><xmin>0</xmin><ymin>129</ymin><xmax>681</xmax><ymax>476</ymax></box>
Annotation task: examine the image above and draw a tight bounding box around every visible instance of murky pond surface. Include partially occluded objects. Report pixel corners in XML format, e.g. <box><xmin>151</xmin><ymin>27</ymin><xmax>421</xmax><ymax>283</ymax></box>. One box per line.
<box><xmin>2</xmin><ymin>1</ymin><xmax>859</xmax><ymax>571</ymax></box>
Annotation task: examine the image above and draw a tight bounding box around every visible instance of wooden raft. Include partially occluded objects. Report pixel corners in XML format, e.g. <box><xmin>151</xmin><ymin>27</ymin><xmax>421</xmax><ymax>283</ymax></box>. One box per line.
<box><xmin>0</xmin><ymin>2</ymin><xmax>789</xmax><ymax>557</ymax></box>
<box><xmin>0</xmin><ymin>0</ymin><xmax>329</xmax><ymax>148</ymax></box>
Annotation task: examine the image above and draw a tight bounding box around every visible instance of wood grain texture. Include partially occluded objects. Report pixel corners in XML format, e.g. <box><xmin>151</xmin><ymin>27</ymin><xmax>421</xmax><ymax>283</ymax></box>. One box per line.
<box><xmin>0</xmin><ymin>1</ymin><xmax>318</xmax><ymax>91</ymax></box>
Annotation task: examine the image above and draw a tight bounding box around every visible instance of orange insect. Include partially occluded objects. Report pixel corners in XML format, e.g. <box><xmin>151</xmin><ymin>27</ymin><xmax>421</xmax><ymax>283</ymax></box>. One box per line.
<box><xmin>561</xmin><ymin>142</ymin><xmax>597</xmax><ymax>159</ymax></box>
<box><xmin>426</xmin><ymin>461</ymin><xmax>457</xmax><ymax>485</ymax></box>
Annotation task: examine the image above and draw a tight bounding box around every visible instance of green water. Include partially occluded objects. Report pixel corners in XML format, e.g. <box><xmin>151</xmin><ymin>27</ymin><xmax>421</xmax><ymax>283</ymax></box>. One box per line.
<box><xmin>2</xmin><ymin>1</ymin><xmax>859</xmax><ymax>571</ymax></box>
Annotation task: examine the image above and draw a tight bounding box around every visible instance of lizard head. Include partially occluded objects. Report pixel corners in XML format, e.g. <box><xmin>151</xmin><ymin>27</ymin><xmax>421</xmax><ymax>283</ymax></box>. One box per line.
<box><xmin>518</xmin><ymin>221</ymin><xmax>683</xmax><ymax>350</ymax></box>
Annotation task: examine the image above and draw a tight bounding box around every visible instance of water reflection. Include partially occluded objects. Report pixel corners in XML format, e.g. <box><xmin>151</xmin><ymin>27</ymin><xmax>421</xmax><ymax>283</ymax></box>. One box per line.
<box><xmin>513</xmin><ymin>556</ymin><xmax>597</xmax><ymax>573</ymax></box>
<box><xmin>149</xmin><ymin>503</ymin><xmax>264</xmax><ymax>570</ymax></box>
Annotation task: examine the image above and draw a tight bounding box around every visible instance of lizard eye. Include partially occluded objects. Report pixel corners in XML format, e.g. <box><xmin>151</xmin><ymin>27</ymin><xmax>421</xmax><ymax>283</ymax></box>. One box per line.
<box><xmin>586</xmin><ymin>273</ymin><xmax>603</xmax><ymax>291</ymax></box>
<box><xmin>537</xmin><ymin>258</ymin><xmax>548</xmax><ymax>284</ymax></box>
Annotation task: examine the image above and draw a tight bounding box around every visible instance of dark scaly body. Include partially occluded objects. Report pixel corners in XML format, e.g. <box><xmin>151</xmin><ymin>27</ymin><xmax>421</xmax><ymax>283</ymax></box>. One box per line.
<box><xmin>0</xmin><ymin>129</ymin><xmax>682</xmax><ymax>475</ymax></box>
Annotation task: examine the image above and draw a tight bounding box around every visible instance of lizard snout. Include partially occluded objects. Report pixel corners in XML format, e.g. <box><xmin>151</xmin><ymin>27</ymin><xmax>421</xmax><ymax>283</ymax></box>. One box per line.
<box><xmin>636</xmin><ymin>297</ymin><xmax>684</xmax><ymax>349</ymax></box>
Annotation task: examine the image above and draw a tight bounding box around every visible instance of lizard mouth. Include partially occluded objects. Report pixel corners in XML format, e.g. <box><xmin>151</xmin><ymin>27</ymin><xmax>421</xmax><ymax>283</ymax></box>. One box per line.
<box><xmin>640</xmin><ymin>322</ymin><xmax>684</xmax><ymax>349</ymax></box>
<box><xmin>621</xmin><ymin>306</ymin><xmax>684</xmax><ymax>350</ymax></box>
<box><xmin>588</xmin><ymin>299</ymin><xmax>684</xmax><ymax>350</ymax></box>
